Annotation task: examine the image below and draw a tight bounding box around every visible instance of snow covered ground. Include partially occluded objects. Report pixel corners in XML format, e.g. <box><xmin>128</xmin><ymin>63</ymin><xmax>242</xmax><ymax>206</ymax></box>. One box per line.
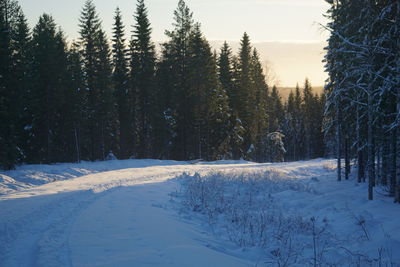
<box><xmin>0</xmin><ymin>159</ymin><xmax>399</xmax><ymax>266</ymax></box>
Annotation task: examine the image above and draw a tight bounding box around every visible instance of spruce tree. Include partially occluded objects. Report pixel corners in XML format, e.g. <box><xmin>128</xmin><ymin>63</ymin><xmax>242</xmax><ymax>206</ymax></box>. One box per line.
<box><xmin>302</xmin><ymin>78</ymin><xmax>313</xmax><ymax>159</ymax></box>
<box><xmin>0</xmin><ymin>0</ymin><xmax>21</xmax><ymax>169</ymax></box>
<box><xmin>159</xmin><ymin>0</ymin><xmax>194</xmax><ymax>160</ymax></box>
<box><xmin>28</xmin><ymin>14</ymin><xmax>69</xmax><ymax>163</ymax></box>
<box><xmin>186</xmin><ymin>24</ymin><xmax>230</xmax><ymax>160</ymax></box>
<box><xmin>237</xmin><ymin>33</ymin><xmax>253</xmax><ymax>155</ymax></box>
<box><xmin>218</xmin><ymin>41</ymin><xmax>235</xmax><ymax>110</ymax></box>
<box><xmin>79</xmin><ymin>0</ymin><xmax>101</xmax><ymax>160</ymax></box>
<box><xmin>250</xmin><ymin>49</ymin><xmax>268</xmax><ymax>162</ymax></box>
<box><xmin>50</xmin><ymin>33</ymin><xmax>82</xmax><ymax>163</ymax></box>
<box><xmin>218</xmin><ymin>42</ymin><xmax>244</xmax><ymax>159</ymax></box>
<box><xmin>79</xmin><ymin>0</ymin><xmax>117</xmax><ymax>160</ymax></box>
<box><xmin>324</xmin><ymin>0</ymin><xmax>399</xmax><ymax>201</ymax></box>
<box><xmin>314</xmin><ymin>92</ymin><xmax>325</xmax><ymax>158</ymax></box>
<box><xmin>130</xmin><ymin>0</ymin><xmax>157</xmax><ymax>158</ymax></box>
<box><xmin>112</xmin><ymin>7</ymin><xmax>130</xmax><ymax>159</ymax></box>
<box><xmin>294</xmin><ymin>84</ymin><xmax>305</xmax><ymax>159</ymax></box>
<box><xmin>12</xmin><ymin>11</ymin><xmax>31</xmax><ymax>162</ymax></box>
<box><xmin>94</xmin><ymin>29</ymin><xmax>118</xmax><ymax>160</ymax></box>
<box><xmin>229</xmin><ymin>56</ymin><xmax>245</xmax><ymax>159</ymax></box>
<box><xmin>65</xmin><ymin>41</ymin><xmax>85</xmax><ymax>163</ymax></box>
<box><xmin>268</xmin><ymin>85</ymin><xmax>284</xmax><ymax>133</ymax></box>
<box><xmin>283</xmin><ymin>90</ymin><xmax>296</xmax><ymax>161</ymax></box>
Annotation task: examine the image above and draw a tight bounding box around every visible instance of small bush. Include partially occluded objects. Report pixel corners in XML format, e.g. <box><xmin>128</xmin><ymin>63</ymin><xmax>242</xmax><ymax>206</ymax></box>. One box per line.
<box><xmin>174</xmin><ymin>170</ymin><xmax>399</xmax><ymax>266</ymax></box>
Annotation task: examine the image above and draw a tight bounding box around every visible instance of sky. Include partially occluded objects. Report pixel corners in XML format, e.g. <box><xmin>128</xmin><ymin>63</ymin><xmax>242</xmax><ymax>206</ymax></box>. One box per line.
<box><xmin>18</xmin><ymin>0</ymin><xmax>330</xmax><ymax>87</ymax></box>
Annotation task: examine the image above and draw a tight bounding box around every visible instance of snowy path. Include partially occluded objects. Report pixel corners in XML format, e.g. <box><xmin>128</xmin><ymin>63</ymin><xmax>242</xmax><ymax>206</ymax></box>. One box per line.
<box><xmin>1</xmin><ymin>159</ymin><xmax>399</xmax><ymax>266</ymax></box>
<box><xmin>0</xmin><ymin>162</ymin><xmax>267</xmax><ymax>266</ymax></box>
<box><xmin>69</xmin><ymin>181</ymin><xmax>251</xmax><ymax>266</ymax></box>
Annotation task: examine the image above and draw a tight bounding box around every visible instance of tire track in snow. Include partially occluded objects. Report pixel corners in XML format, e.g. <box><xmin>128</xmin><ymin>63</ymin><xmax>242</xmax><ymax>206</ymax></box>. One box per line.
<box><xmin>0</xmin><ymin>160</ymin><xmax>332</xmax><ymax>266</ymax></box>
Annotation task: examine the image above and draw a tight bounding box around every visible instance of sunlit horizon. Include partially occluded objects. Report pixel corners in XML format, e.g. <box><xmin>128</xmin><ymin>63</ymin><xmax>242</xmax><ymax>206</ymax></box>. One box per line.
<box><xmin>18</xmin><ymin>0</ymin><xmax>329</xmax><ymax>87</ymax></box>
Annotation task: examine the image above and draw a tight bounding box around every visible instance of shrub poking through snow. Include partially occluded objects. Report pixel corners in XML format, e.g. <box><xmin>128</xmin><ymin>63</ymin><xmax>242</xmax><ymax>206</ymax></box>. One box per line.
<box><xmin>174</xmin><ymin>170</ymin><xmax>399</xmax><ymax>266</ymax></box>
<box><xmin>175</xmin><ymin>170</ymin><xmax>316</xmax><ymax>264</ymax></box>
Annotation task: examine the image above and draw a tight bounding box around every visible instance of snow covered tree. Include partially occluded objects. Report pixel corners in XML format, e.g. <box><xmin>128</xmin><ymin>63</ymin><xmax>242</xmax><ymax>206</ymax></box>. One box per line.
<box><xmin>265</xmin><ymin>132</ymin><xmax>285</xmax><ymax>163</ymax></box>
<box><xmin>324</xmin><ymin>0</ymin><xmax>400</xmax><ymax>201</ymax></box>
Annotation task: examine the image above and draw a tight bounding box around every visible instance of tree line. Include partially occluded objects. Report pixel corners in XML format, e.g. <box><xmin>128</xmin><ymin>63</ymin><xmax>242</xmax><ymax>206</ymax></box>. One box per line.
<box><xmin>0</xmin><ymin>0</ymin><xmax>325</xmax><ymax>169</ymax></box>
<box><xmin>324</xmin><ymin>0</ymin><xmax>399</xmax><ymax>202</ymax></box>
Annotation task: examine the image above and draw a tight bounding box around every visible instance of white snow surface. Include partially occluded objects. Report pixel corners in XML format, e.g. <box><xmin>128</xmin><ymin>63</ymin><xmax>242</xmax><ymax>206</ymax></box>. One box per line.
<box><xmin>0</xmin><ymin>159</ymin><xmax>399</xmax><ymax>266</ymax></box>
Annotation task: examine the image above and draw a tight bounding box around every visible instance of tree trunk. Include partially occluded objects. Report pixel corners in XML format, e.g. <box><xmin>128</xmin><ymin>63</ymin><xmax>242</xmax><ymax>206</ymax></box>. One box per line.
<box><xmin>381</xmin><ymin>136</ymin><xmax>388</xmax><ymax>186</ymax></box>
<box><xmin>367</xmin><ymin>93</ymin><xmax>374</xmax><ymax>200</ymax></box>
<box><xmin>396</xmin><ymin>21</ymin><xmax>400</xmax><ymax>202</ymax></box>
<box><xmin>345</xmin><ymin>135</ymin><xmax>350</xmax><ymax>180</ymax></box>
<box><xmin>390</xmin><ymin>129</ymin><xmax>396</xmax><ymax>197</ymax></box>
<box><xmin>337</xmin><ymin>102</ymin><xmax>342</xmax><ymax>182</ymax></box>
<box><xmin>377</xmin><ymin>144</ymin><xmax>382</xmax><ymax>185</ymax></box>
<box><xmin>357</xmin><ymin>104</ymin><xmax>365</xmax><ymax>183</ymax></box>
<box><xmin>101</xmin><ymin>122</ymin><xmax>105</xmax><ymax>161</ymax></box>
<box><xmin>396</xmin><ymin>85</ymin><xmax>400</xmax><ymax>203</ymax></box>
<box><xmin>74</xmin><ymin>123</ymin><xmax>80</xmax><ymax>163</ymax></box>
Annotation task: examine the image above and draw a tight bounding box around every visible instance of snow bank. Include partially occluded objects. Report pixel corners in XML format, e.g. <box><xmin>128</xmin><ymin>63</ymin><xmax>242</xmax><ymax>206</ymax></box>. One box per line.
<box><xmin>0</xmin><ymin>159</ymin><xmax>185</xmax><ymax>195</ymax></box>
<box><xmin>174</xmin><ymin>166</ymin><xmax>400</xmax><ymax>266</ymax></box>
<box><xmin>1</xmin><ymin>158</ymin><xmax>399</xmax><ymax>266</ymax></box>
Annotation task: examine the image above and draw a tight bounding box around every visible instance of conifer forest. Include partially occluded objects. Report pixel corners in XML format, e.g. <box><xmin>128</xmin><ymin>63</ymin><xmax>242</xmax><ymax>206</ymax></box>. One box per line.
<box><xmin>324</xmin><ymin>0</ymin><xmax>400</xmax><ymax>201</ymax></box>
<box><xmin>1</xmin><ymin>0</ymin><xmax>399</xmax><ymax>203</ymax></box>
